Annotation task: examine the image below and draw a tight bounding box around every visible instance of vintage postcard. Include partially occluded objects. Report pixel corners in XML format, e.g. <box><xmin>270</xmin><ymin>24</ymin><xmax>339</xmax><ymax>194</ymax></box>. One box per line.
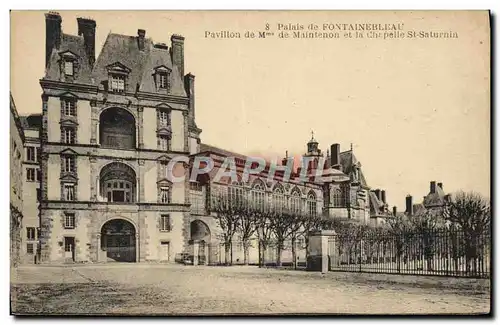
<box><xmin>9</xmin><ymin>10</ymin><xmax>490</xmax><ymax>315</ymax></box>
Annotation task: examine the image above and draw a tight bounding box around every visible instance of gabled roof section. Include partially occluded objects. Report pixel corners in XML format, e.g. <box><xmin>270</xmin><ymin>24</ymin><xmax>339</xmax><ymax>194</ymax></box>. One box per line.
<box><xmin>92</xmin><ymin>33</ymin><xmax>151</xmax><ymax>90</ymax></box>
<box><xmin>369</xmin><ymin>191</ymin><xmax>385</xmax><ymax>216</ymax></box>
<box><xmin>139</xmin><ymin>47</ymin><xmax>186</xmax><ymax>96</ymax></box>
<box><xmin>45</xmin><ymin>33</ymin><xmax>93</xmax><ymax>84</ymax></box>
<box><xmin>20</xmin><ymin>114</ymin><xmax>42</xmax><ymax>129</ymax></box>
<box><xmin>339</xmin><ymin>150</ymin><xmax>368</xmax><ymax>186</ymax></box>
<box><xmin>423</xmin><ymin>187</ymin><xmax>447</xmax><ymax>207</ymax></box>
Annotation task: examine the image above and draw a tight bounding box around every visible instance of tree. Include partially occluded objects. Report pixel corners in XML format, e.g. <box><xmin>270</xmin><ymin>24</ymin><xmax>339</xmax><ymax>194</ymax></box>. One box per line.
<box><xmin>237</xmin><ymin>196</ymin><xmax>259</xmax><ymax>265</ymax></box>
<box><xmin>386</xmin><ymin>214</ymin><xmax>414</xmax><ymax>272</ymax></box>
<box><xmin>444</xmin><ymin>191</ymin><xmax>491</xmax><ymax>275</ymax></box>
<box><xmin>210</xmin><ymin>190</ymin><xmax>242</xmax><ymax>265</ymax></box>
<box><xmin>269</xmin><ymin>207</ymin><xmax>303</xmax><ymax>268</ymax></box>
<box><xmin>409</xmin><ymin>210</ymin><xmax>442</xmax><ymax>271</ymax></box>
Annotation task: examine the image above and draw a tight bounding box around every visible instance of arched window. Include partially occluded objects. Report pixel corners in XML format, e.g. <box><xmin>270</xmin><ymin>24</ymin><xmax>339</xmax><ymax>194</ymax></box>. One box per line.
<box><xmin>99</xmin><ymin>107</ymin><xmax>136</xmax><ymax>149</ymax></box>
<box><xmin>307</xmin><ymin>191</ymin><xmax>317</xmax><ymax>216</ymax></box>
<box><xmin>251</xmin><ymin>180</ymin><xmax>266</xmax><ymax>212</ymax></box>
<box><xmin>273</xmin><ymin>184</ymin><xmax>285</xmax><ymax>214</ymax></box>
<box><xmin>229</xmin><ymin>181</ymin><xmax>245</xmax><ymax>208</ymax></box>
<box><xmin>333</xmin><ymin>188</ymin><xmax>343</xmax><ymax>207</ymax></box>
<box><xmin>290</xmin><ymin>187</ymin><xmax>302</xmax><ymax>215</ymax></box>
<box><xmin>100</xmin><ymin>162</ymin><xmax>136</xmax><ymax>203</ymax></box>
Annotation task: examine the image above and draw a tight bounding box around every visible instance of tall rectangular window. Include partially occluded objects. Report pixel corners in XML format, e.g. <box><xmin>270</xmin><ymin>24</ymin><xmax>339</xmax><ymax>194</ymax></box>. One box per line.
<box><xmin>64</xmin><ymin>60</ymin><xmax>74</xmax><ymax>76</ymax></box>
<box><xmin>62</xmin><ymin>156</ymin><xmax>76</xmax><ymax>173</ymax></box>
<box><xmin>160</xmin><ymin>214</ymin><xmax>171</xmax><ymax>232</ymax></box>
<box><xmin>26</xmin><ymin>168</ymin><xmax>36</xmax><ymax>182</ymax></box>
<box><xmin>159</xmin><ymin>73</ymin><xmax>169</xmax><ymax>89</ymax></box>
<box><xmin>110</xmin><ymin>75</ymin><xmax>125</xmax><ymax>93</ymax></box>
<box><xmin>36</xmin><ymin>147</ymin><xmax>40</xmax><ymax>162</ymax></box>
<box><xmin>157</xmin><ymin>110</ymin><xmax>169</xmax><ymax>125</ymax></box>
<box><xmin>63</xmin><ymin>183</ymin><xmax>75</xmax><ymax>201</ymax></box>
<box><xmin>26</xmin><ymin>227</ymin><xmax>36</xmax><ymax>240</ymax></box>
<box><xmin>36</xmin><ymin>169</ymin><xmax>41</xmax><ymax>181</ymax></box>
<box><xmin>63</xmin><ymin>100</ymin><xmax>76</xmax><ymax>116</ymax></box>
<box><xmin>159</xmin><ymin>187</ymin><xmax>170</xmax><ymax>204</ymax></box>
<box><xmin>26</xmin><ymin>146</ymin><xmax>36</xmax><ymax>162</ymax></box>
<box><xmin>26</xmin><ymin>243</ymin><xmax>34</xmax><ymax>254</ymax></box>
<box><xmin>158</xmin><ymin>135</ymin><xmax>169</xmax><ymax>151</ymax></box>
<box><xmin>62</xmin><ymin>127</ymin><xmax>76</xmax><ymax>144</ymax></box>
<box><xmin>64</xmin><ymin>213</ymin><xmax>75</xmax><ymax>229</ymax></box>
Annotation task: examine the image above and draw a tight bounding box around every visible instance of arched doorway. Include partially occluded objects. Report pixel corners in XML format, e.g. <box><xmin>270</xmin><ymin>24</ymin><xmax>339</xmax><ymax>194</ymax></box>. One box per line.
<box><xmin>101</xmin><ymin>219</ymin><xmax>136</xmax><ymax>262</ymax></box>
<box><xmin>190</xmin><ymin>220</ymin><xmax>211</xmax><ymax>265</ymax></box>
<box><xmin>99</xmin><ymin>107</ymin><xmax>136</xmax><ymax>149</ymax></box>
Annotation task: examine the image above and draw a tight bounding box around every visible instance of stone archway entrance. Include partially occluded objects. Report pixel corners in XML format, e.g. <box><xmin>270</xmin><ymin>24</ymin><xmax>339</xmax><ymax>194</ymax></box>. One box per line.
<box><xmin>101</xmin><ymin>219</ymin><xmax>136</xmax><ymax>262</ymax></box>
<box><xmin>190</xmin><ymin>220</ymin><xmax>211</xmax><ymax>265</ymax></box>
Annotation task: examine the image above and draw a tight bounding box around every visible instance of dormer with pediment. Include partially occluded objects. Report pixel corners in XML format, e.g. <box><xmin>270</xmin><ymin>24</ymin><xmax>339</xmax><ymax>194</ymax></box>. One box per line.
<box><xmin>58</xmin><ymin>50</ymin><xmax>80</xmax><ymax>83</ymax></box>
<box><xmin>106</xmin><ymin>62</ymin><xmax>131</xmax><ymax>93</ymax></box>
<box><xmin>153</xmin><ymin>65</ymin><xmax>172</xmax><ymax>94</ymax></box>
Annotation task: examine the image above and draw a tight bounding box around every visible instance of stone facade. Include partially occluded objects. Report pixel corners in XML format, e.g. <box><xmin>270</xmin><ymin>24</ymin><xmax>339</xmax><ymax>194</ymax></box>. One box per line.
<box><xmin>10</xmin><ymin>94</ymin><xmax>25</xmax><ymax>267</ymax></box>
<box><xmin>20</xmin><ymin>12</ymin><xmax>393</xmax><ymax>265</ymax></box>
<box><xmin>37</xmin><ymin>12</ymin><xmax>198</xmax><ymax>263</ymax></box>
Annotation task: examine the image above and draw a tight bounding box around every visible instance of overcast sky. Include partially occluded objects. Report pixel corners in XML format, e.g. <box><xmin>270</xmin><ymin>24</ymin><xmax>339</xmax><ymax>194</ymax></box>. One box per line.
<box><xmin>10</xmin><ymin>11</ymin><xmax>490</xmax><ymax>210</ymax></box>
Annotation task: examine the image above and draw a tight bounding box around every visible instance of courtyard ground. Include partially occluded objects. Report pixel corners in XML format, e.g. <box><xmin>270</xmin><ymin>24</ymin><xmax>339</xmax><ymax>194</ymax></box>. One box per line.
<box><xmin>11</xmin><ymin>264</ymin><xmax>490</xmax><ymax>315</ymax></box>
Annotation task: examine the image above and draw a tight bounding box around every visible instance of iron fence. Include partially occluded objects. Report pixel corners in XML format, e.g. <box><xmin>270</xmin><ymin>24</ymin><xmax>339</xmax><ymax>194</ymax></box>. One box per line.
<box><xmin>328</xmin><ymin>228</ymin><xmax>491</xmax><ymax>278</ymax></box>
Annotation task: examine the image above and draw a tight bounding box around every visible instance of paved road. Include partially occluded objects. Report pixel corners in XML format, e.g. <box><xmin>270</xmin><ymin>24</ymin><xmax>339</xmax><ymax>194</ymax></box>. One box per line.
<box><xmin>11</xmin><ymin>264</ymin><xmax>490</xmax><ymax>315</ymax></box>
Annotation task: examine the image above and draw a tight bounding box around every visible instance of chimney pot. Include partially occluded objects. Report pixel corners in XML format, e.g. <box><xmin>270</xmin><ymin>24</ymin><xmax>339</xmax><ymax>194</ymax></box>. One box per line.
<box><xmin>381</xmin><ymin>190</ymin><xmax>386</xmax><ymax>204</ymax></box>
<box><xmin>77</xmin><ymin>17</ymin><xmax>96</xmax><ymax>67</ymax></box>
<box><xmin>438</xmin><ymin>182</ymin><xmax>443</xmax><ymax>190</ymax></box>
<box><xmin>45</xmin><ymin>11</ymin><xmax>62</xmax><ymax>67</ymax></box>
<box><xmin>430</xmin><ymin>181</ymin><xmax>436</xmax><ymax>193</ymax></box>
<box><xmin>405</xmin><ymin>195</ymin><xmax>413</xmax><ymax>215</ymax></box>
<box><xmin>137</xmin><ymin>29</ymin><xmax>146</xmax><ymax>51</ymax></box>
<box><xmin>392</xmin><ymin>206</ymin><xmax>397</xmax><ymax>216</ymax></box>
<box><xmin>330</xmin><ymin>143</ymin><xmax>340</xmax><ymax>168</ymax></box>
<box><xmin>171</xmin><ymin>34</ymin><xmax>185</xmax><ymax>77</ymax></box>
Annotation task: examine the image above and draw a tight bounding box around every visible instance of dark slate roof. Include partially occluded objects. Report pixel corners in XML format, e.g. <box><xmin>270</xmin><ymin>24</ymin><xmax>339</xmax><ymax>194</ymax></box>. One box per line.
<box><xmin>339</xmin><ymin>150</ymin><xmax>368</xmax><ymax>186</ymax></box>
<box><xmin>19</xmin><ymin>114</ymin><xmax>42</xmax><ymax>129</ymax></box>
<box><xmin>46</xmin><ymin>33</ymin><xmax>93</xmax><ymax>84</ymax></box>
<box><xmin>423</xmin><ymin>186</ymin><xmax>447</xmax><ymax>207</ymax></box>
<box><xmin>92</xmin><ymin>33</ymin><xmax>151</xmax><ymax>89</ymax></box>
<box><xmin>412</xmin><ymin>203</ymin><xmax>427</xmax><ymax>215</ymax></box>
<box><xmin>45</xmin><ymin>32</ymin><xmax>186</xmax><ymax>97</ymax></box>
<box><xmin>199</xmin><ymin>143</ymin><xmax>247</xmax><ymax>160</ymax></box>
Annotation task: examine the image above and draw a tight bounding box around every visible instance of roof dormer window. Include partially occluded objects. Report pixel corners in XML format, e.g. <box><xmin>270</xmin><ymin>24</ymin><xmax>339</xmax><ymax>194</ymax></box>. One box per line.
<box><xmin>59</xmin><ymin>51</ymin><xmax>79</xmax><ymax>81</ymax></box>
<box><xmin>153</xmin><ymin>66</ymin><xmax>172</xmax><ymax>93</ymax></box>
<box><xmin>110</xmin><ymin>74</ymin><xmax>126</xmax><ymax>93</ymax></box>
<box><xmin>106</xmin><ymin>62</ymin><xmax>131</xmax><ymax>94</ymax></box>
<box><xmin>64</xmin><ymin>60</ymin><xmax>74</xmax><ymax>76</ymax></box>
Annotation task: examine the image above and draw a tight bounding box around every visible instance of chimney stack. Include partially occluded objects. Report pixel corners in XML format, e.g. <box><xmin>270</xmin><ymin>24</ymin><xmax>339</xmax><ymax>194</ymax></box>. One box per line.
<box><xmin>171</xmin><ymin>34</ymin><xmax>185</xmax><ymax>77</ymax></box>
<box><xmin>77</xmin><ymin>17</ymin><xmax>96</xmax><ymax>67</ymax></box>
<box><xmin>330</xmin><ymin>143</ymin><xmax>340</xmax><ymax>169</ymax></box>
<box><xmin>392</xmin><ymin>206</ymin><xmax>397</xmax><ymax>216</ymax></box>
<box><xmin>381</xmin><ymin>190</ymin><xmax>386</xmax><ymax>204</ymax></box>
<box><xmin>430</xmin><ymin>181</ymin><xmax>436</xmax><ymax>194</ymax></box>
<box><xmin>281</xmin><ymin>151</ymin><xmax>289</xmax><ymax>166</ymax></box>
<box><xmin>184</xmin><ymin>73</ymin><xmax>195</xmax><ymax>120</ymax></box>
<box><xmin>405</xmin><ymin>195</ymin><xmax>413</xmax><ymax>215</ymax></box>
<box><xmin>374</xmin><ymin>189</ymin><xmax>381</xmax><ymax>201</ymax></box>
<box><xmin>137</xmin><ymin>29</ymin><xmax>146</xmax><ymax>51</ymax></box>
<box><xmin>438</xmin><ymin>182</ymin><xmax>443</xmax><ymax>191</ymax></box>
<box><xmin>45</xmin><ymin>12</ymin><xmax>62</xmax><ymax>67</ymax></box>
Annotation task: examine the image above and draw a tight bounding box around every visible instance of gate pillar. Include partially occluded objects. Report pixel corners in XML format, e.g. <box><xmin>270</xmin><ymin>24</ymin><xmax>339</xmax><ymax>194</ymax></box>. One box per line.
<box><xmin>307</xmin><ymin>230</ymin><xmax>336</xmax><ymax>273</ymax></box>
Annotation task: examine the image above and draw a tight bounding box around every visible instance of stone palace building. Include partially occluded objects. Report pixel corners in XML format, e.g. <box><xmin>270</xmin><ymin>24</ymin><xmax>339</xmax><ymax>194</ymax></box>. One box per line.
<box><xmin>13</xmin><ymin>12</ymin><xmax>449</xmax><ymax>265</ymax></box>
